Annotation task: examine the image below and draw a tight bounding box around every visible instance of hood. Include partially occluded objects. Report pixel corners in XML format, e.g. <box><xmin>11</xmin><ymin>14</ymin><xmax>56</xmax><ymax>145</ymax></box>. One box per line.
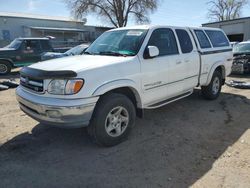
<box><xmin>233</xmin><ymin>53</ymin><xmax>250</xmax><ymax>60</ymax></box>
<box><xmin>43</xmin><ymin>52</ymin><xmax>63</xmax><ymax>56</ymax></box>
<box><xmin>30</xmin><ymin>54</ymin><xmax>135</xmax><ymax>72</ymax></box>
<box><xmin>41</xmin><ymin>52</ymin><xmax>65</xmax><ymax>61</ymax></box>
<box><xmin>0</xmin><ymin>47</ymin><xmax>16</xmax><ymax>52</ymax></box>
<box><xmin>0</xmin><ymin>48</ymin><xmax>16</xmax><ymax>56</ymax></box>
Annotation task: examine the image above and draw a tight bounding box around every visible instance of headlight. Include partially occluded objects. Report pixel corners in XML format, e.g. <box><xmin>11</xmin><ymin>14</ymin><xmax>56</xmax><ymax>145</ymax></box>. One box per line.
<box><xmin>234</xmin><ymin>59</ymin><xmax>248</xmax><ymax>64</ymax></box>
<box><xmin>48</xmin><ymin>79</ymin><xmax>84</xmax><ymax>95</ymax></box>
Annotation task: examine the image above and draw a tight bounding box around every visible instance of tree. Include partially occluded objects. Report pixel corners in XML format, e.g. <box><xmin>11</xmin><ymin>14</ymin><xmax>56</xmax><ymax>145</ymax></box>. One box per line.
<box><xmin>207</xmin><ymin>0</ymin><xmax>248</xmax><ymax>21</ymax></box>
<box><xmin>66</xmin><ymin>0</ymin><xmax>159</xmax><ymax>27</ymax></box>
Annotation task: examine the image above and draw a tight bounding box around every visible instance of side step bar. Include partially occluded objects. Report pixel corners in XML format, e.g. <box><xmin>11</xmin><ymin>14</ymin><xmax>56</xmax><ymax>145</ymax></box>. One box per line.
<box><xmin>145</xmin><ymin>90</ymin><xmax>193</xmax><ymax>109</ymax></box>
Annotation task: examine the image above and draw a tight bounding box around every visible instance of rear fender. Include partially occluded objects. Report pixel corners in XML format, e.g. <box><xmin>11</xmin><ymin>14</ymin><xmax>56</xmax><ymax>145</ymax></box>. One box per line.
<box><xmin>205</xmin><ymin>61</ymin><xmax>225</xmax><ymax>86</ymax></box>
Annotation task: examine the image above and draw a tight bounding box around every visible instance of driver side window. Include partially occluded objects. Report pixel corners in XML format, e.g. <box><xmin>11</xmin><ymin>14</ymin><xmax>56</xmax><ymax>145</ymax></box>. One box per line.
<box><xmin>147</xmin><ymin>28</ymin><xmax>179</xmax><ymax>56</ymax></box>
<box><xmin>24</xmin><ymin>40</ymin><xmax>40</xmax><ymax>51</ymax></box>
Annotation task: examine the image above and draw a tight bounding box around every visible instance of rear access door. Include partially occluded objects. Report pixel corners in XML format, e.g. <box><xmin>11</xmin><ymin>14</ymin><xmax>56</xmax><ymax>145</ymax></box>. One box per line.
<box><xmin>175</xmin><ymin>28</ymin><xmax>200</xmax><ymax>91</ymax></box>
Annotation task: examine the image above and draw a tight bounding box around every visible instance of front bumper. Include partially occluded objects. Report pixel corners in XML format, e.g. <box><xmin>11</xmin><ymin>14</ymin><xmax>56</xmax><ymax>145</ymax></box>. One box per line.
<box><xmin>232</xmin><ymin>61</ymin><xmax>250</xmax><ymax>74</ymax></box>
<box><xmin>16</xmin><ymin>87</ymin><xmax>99</xmax><ymax>128</ymax></box>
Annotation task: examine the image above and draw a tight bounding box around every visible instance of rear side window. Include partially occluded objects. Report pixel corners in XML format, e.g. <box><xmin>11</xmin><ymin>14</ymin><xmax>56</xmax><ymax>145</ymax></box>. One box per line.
<box><xmin>147</xmin><ymin>28</ymin><xmax>179</xmax><ymax>56</ymax></box>
<box><xmin>205</xmin><ymin>30</ymin><xmax>230</xmax><ymax>47</ymax></box>
<box><xmin>176</xmin><ymin>29</ymin><xmax>193</xmax><ymax>53</ymax></box>
<box><xmin>194</xmin><ymin>30</ymin><xmax>211</xmax><ymax>49</ymax></box>
<box><xmin>40</xmin><ymin>40</ymin><xmax>52</xmax><ymax>51</ymax></box>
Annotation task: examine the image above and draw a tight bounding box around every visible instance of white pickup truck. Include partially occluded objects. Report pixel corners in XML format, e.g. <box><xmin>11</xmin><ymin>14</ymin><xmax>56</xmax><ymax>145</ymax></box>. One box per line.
<box><xmin>16</xmin><ymin>25</ymin><xmax>233</xmax><ymax>146</ymax></box>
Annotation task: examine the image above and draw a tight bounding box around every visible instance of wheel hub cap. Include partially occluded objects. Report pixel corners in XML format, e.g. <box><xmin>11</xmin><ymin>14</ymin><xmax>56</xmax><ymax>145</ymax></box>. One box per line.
<box><xmin>105</xmin><ymin>106</ymin><xmax>129</xmax><ymax>137</ymax></box>
<box><xmin>0</xmin><ymin>64</ymin><xmax>7</xmax><ymax>74</ymax></box>
<box><xmin>212</xmin><ymin>77</ymin><xmax>220</xmax><ymax>95</ymax></box>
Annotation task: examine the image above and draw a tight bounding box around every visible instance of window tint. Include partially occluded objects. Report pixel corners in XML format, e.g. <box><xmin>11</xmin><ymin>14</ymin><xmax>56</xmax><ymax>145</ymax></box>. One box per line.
<box><xmin>40</xmin><ymin>40</ymin><xmax>52</xmax><ymax>51</ymax></box>
<box><xmin>147</xmin><ymin>28</ymin><xmax>179</xmax><ymax>56</ymax></box>
<box><xmin>176</xmin><ymin>29</ymin><xmax>193</xmax><ymax>53</ymax></box>
<box><xmin>205</xmin><ymin>30</ymin><xmax>230</xmax><ymax>47</ymax></box>
<box><xmin>194</xmin><ymin>30</ymin><xmax>211</xmax><ymax>49</ymax></box>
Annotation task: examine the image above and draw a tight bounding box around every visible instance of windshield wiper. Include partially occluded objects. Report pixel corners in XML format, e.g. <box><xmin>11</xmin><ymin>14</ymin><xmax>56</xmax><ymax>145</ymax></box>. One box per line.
<box><xmin>83</xmin><ymin>51</ymin><xmax>94</xmax><ymax>55</ymax></box>
<box><xmin>99</xmin><ymin>51</ymin><xmax>128</xmax><ymax>57</ymax></box>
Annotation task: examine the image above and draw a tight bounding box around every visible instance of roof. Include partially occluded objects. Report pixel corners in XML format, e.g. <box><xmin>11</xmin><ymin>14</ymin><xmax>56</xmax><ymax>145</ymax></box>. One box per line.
<box><xmin>29</xmin><ymin>26</ymin><xmax>86</xmax><ymax>32</ymax></box>
<box><xmin>109</xmin><ymin>25</ymin><xmax>223</xmax><ymax>31</ymax></box>
<box><xmin>0</xmin><ymin>12</ymin><xmax>85</xmax><ymax>23</ymax></box>
<box><xmin>112</xmin><ymin>25</ymin><xmax>151</xmax><ymax>30</ymax></box>
<box><xmin>202</xmin><ymin>17</ymin><xmax>250</xmax><ymax>26</ymax></box>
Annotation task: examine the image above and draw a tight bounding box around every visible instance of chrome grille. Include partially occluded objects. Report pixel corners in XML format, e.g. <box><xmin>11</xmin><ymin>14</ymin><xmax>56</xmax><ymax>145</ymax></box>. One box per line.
<box><xmin>20</xmin><ymin>75</ymin><xmax>44</xmax><ymax>93</ymax></box>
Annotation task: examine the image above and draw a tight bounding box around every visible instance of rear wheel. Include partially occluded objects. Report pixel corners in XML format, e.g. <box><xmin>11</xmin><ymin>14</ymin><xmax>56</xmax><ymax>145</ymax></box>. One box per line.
<box><xmin>0</xmin><ymin>61</ymin><xmax>11</xmax><ymax>75</ymax></box>
<box><xmin>201</xmin><ymin>70</ymin><xmax>222</xmax><ymax>100</ymax></box>
<box><xmin>87</xmin><ymin>93</ymin><xmax>136</xmax><ymax>147</ymax></box>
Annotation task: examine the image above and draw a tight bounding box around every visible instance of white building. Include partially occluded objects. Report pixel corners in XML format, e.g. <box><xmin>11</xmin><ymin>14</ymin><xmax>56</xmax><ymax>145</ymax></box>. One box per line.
<box><xmin>202</xmin><ymin>17</ymin><xmax>250</xmax><ymax>42</ymax></box>
<box><xmin>0</xmin><ymin>12</ymin><xmax>111</xmax><ymax>48</ymax></box>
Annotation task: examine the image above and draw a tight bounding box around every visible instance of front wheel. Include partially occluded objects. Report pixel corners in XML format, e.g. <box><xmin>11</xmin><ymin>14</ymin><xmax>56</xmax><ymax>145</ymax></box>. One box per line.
<box><xmin>201</xmin><ymin>70</ymin><xmax>222</xmax><ymax>100</ymax></box>
<box><xmin>0</xmin><ymin>61</ymin><xmax>11</xmax><ymax>75</ymax></box>
<box><xmin>87</xmin><ymin>93</ymin><xmax>136</xmax><ymax>147</ymax></box>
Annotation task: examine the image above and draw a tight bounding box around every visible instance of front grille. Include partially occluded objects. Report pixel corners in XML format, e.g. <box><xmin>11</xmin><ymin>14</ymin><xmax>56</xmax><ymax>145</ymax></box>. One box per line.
<box><xmin>20</xmin><ymin>75</ymin><xmax>44</xmax><ymax>93</ymax></box>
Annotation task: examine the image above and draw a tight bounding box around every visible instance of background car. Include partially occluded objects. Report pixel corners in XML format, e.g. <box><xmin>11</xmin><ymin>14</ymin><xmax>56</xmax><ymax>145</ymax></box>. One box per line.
<box><xmin>230</xmin><ymin>41</ymin><xmax>239</xmax><ymax>47</ymax></box>
<box><xmin>41</xmin><ymin>44</ymin><xmax>89</xmax><ymax>61</ymax></box>
<box><xmin>232</xmin><ymin>41</ymin><xmax>250</xmax><ymax>74</ymax></box>
<box><xmin>0</xmin><ymin>37</ymin><xmax>54</xmax><ymax>75</ymax></box>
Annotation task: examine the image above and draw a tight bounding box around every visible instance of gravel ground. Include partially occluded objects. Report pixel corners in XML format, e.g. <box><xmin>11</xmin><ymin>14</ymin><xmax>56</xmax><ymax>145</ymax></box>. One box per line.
<box><xmin>0</xmin><ymin>73</ymin><xmax>250</xmax><ymax>188</ymax></box>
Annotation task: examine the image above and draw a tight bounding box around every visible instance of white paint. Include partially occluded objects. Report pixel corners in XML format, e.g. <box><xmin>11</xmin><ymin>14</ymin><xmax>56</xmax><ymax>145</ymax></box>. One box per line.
<box><xmin>25</xmin><ymin>25</ymin><xmax>233</xmax><ymax>109</ymax></box>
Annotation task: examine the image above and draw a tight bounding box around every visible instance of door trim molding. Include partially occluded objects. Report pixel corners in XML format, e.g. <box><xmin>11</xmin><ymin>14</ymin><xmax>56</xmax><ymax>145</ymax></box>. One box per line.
<box><xmin>145</xmin><ymin>75</ymin><xmax>198</xmax><ymax>91</ymax></box>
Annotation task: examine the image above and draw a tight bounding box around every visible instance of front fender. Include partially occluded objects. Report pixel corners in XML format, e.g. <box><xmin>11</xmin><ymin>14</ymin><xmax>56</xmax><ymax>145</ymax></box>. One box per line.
<box><xmin>92</xmin><ymin>79</ymin><xmax>142</xmax><ymax>108</ymax></box>
<box><xmin>0</xmin><ymin>58</ymin><xmax>14</xmax><ymax>67</ymax></box>
<box><xmin>205</xmin><ymin>61</ymin><xmax>225</xmax><ymax>86</ymax></box>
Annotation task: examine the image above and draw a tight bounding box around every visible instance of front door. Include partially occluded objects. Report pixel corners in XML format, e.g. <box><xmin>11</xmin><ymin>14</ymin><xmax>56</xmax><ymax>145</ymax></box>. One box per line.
<box><xmin>140</xmin><ymin>28</ymin><xmax>186</xmax><ymax>106</ymax></box>
<box><xmin>18</xmin><ymin>40</ymin><xmax>42</xmax><ymax>66</ymax></box>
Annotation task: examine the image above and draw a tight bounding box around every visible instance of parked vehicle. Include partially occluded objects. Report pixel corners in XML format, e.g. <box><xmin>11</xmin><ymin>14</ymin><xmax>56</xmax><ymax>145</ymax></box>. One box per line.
<box><xmin>16</xmin><ymin>25</ymin><xmax>233</xmax><ymax>146</ymax></box>
<box><xmin>0</xmin><ymin>38</ymin><xmax>54</xmax><ymax>75</ymax></box>
<box><xmin>41</xmin><ymin>44</ymin><xmax>89</xmax><ymax>61</ymax></box>
<box><xmin>230</xmin><ymin>41</ymin><xmax>239</xmax><ymax>47</ymax></box>
<box><xmin>232</xmin><ymin>41</ymin><xmax>250</xmax><ymax>74</ymax></box>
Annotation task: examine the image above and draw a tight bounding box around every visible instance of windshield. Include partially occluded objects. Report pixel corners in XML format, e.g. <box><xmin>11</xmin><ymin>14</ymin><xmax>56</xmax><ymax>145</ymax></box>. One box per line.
<box><xmin>85</xmin><ymin>29</ymin><xmax>147</xmax><ymax>56</ymax></box>
<box><xmin>5</xmin><ymin>39</ymin><xmax>22</xmax><ymax>49</ymax></box>
<box><xmin>233</xmin><ymin>43</ymin><xmax>250</xmax><ymax>53</ymax></box>
<box><xmin>65</xmin><ymin>45</ymin><xmax>87</xmax><ymax>56</ymax></box>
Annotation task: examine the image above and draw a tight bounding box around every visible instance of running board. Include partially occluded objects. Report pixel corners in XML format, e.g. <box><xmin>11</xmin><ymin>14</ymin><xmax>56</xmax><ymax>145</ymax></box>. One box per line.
<box><xmin>145</xmin><ymin>90</ymin><xmax>193</xmax><ymax>109</ymax></box>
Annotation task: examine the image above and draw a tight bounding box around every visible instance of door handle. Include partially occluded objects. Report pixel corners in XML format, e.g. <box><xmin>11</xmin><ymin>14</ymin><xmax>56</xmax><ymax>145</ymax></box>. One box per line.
<box><xmin>176</xmin><ymin>61</ymin><xmax>182</xmax><ymax>65</ymax></box>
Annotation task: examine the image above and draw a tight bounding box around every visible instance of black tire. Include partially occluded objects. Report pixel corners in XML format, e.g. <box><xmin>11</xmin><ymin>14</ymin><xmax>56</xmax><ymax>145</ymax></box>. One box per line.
<box><xmin>0</xmin><ymin>61</ymin><xmax>11</xmax><ymax>75</ymax></box>
<box><xmin>87</xmin><ymin>93</ymin><xmax>136</xmax><ymax>147</ymax></box>
<box><xmin>201</xmin><ymin>70</ymin><xmax>222</xmax><ymax>100</ymax></box>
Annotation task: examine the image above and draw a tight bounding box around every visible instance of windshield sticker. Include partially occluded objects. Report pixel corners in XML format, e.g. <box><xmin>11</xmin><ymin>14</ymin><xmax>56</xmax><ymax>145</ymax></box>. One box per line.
<box><xmin>126</xmin><ymin>31</ymin><xmax>143</xmax><ymax>36</ymax></box>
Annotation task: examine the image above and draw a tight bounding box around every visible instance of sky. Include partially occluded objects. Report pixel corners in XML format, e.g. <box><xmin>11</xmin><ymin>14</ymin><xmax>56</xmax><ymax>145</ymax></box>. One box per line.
<box><xmin>0</xmin><ymin>0</ymin><xmax>249</xmax><ymax>27</ymax></box>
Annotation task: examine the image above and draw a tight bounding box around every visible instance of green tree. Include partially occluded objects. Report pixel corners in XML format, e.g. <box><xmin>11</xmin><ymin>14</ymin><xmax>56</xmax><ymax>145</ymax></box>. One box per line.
<box><xmin>66</xmin><ymin>0</ymin><xmax>159</xmax><ymax>27</ymax></box>
<box><xmin>208</xmin><ymin>0</ymin><xmax>248</xmax><ymax>21</ymax></box>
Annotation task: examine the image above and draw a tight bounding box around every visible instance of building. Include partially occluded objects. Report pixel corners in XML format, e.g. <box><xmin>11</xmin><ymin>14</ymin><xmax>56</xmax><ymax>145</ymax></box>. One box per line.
<box><xmin>0</xmin><ymin>12</ymin><xmax>112</xmax><ymax>48</ymax></box>
<box><xmin>202</xmin><ymin>17</ymin><xmax>250</xmax><ymax>42</ymax></box>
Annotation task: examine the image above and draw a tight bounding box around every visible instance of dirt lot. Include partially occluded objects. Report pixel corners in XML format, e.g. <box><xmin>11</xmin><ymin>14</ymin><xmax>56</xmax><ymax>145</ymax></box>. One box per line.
<box><xmin>0</xmin><ymin>73</ymin><xmax>250</xmax><ymax>188</ymax></box>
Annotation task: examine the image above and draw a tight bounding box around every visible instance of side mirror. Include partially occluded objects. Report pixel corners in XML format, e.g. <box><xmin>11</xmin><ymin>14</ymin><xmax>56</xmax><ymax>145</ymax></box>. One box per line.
<box><xmin>144</xmin><ymin>46</ymin><xmax>159</xmax><ymax>59</ymax></box>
